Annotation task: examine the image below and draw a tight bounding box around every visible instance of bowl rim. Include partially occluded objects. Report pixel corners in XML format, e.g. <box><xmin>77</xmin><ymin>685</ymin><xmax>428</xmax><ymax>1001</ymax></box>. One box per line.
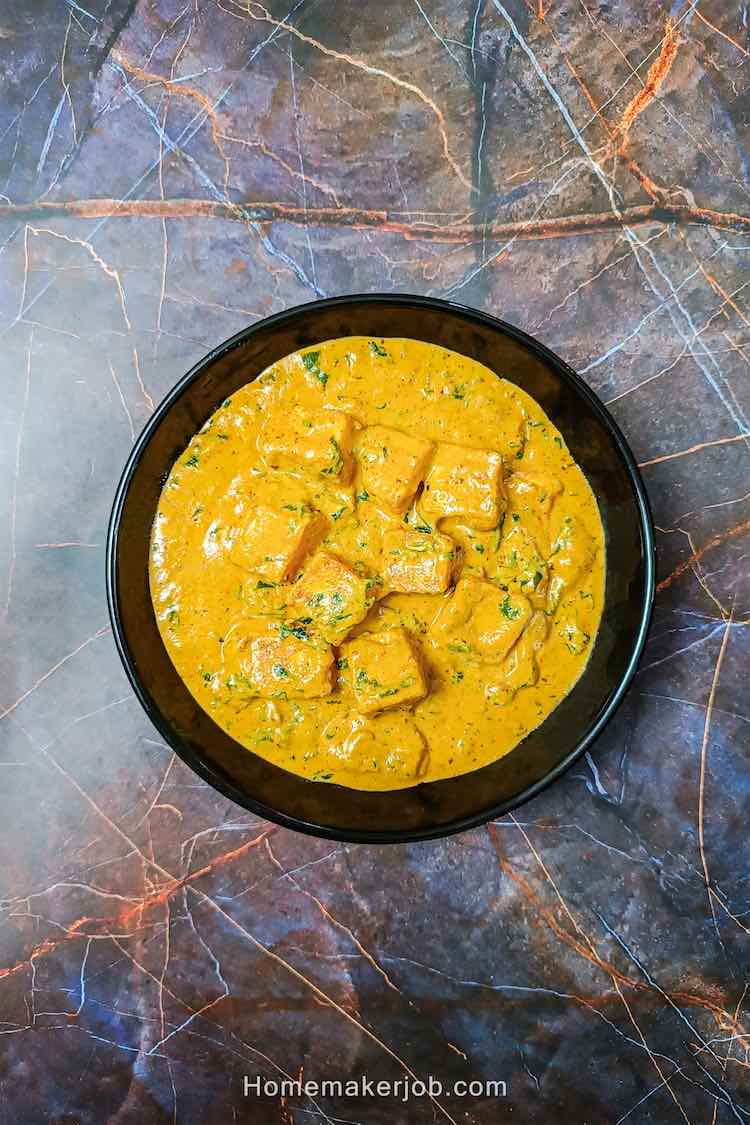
<box><xmin>106</xmin><ymin>293</ymin><xmax>655</xmax><ymax>842</ymax></box>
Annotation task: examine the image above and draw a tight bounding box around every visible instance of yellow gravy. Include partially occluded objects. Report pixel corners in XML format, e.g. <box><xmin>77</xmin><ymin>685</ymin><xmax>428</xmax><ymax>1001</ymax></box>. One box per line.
<box><xmin>150</xmin><ymin>337</ymin><xmax>605</xmax><ymax>790</ymax></box>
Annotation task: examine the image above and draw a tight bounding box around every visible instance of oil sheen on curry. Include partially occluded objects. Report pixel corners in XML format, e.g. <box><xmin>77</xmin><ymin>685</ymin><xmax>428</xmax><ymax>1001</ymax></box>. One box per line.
<box><xmin>150</xmin><ymin>338</ymin><xmax>605</xmax><ymax>790</ymax></box>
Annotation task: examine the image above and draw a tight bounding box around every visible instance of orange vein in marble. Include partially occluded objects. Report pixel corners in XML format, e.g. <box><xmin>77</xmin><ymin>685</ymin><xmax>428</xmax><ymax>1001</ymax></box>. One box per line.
<box><xmin>502</xmin><ymin>819</ymin><xmax>693</xmax><ymax>1122</ymax></box>
<box><xmin>113</xmin><ymin>48</ymin><xmax>340</xmax><ymax>205</ymax></box>
<box><xmin>0</xmin><ymin>829</ymin><xmax>273</xmax><ymax>982</ymax></box>
<box><xmin>264</xmin><ymin>838</ymin><xmax>409</xmax><ymax>1003</ymax></box>
<box><xmin>545</xmin><ymin>19</ymin><xmax>670</xmax><ymax>202</ymax></box>
<box><xmin>695</xmin><ymin>10</ymin><xmax>750</xmax><ymax>60</ymax></box>
<box><xmin>656</xmin><ymin>518</ymin><xmax>750</xmax><ymax>594</ymax></box>
<box><xmin>242</xmin><ymin>1</ymin><xmax>472</xmax><ymax>192</ymax></box>
<box><xmin>639</xmin><ymin>433</ymin><xmax>750</xmax><ymax>468</ymax></box>
<box><xmin>126</xmin><ymin>828</ymin><xmax>273</xmax><ymax>923</ymax></box>
<box><xmin>542</xmin><ymin>6</ymin><xmax>671</xmax><ymax>202</ymax></box>
<box><xmin>488</xmin><ymin>827</ymin><xmax>746</xmax><ymax>1033</ymax></box>
<box><xmin>112</xmin><ymin>49</ymin><xmax>232</xmax><ymax>194</ymax></box>
<box><xmin>692</xmin><ymin>260</ymin><xmax>750</xmax><ymax>331</ymax></box>
<box><xmin>220</xmin><ymin>131</ymin><xmax>341</xmax><ymax>205</ymax></box>
<box><xmin>4</xmin><ymin>199</ymin><xmax>750</xmax><ymax>241</ymax></box>
<box><xmin>614</xmin><ymin>17</ymin><xmax>681</xmax><ymax>149</ymax></box>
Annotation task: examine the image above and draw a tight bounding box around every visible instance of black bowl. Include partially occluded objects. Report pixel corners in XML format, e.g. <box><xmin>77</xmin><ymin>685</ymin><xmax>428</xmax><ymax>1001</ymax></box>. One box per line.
<box><xmin>107</xmin><ymin>295</ymin><xmax>654</xmax><ymax>843</ymax></box>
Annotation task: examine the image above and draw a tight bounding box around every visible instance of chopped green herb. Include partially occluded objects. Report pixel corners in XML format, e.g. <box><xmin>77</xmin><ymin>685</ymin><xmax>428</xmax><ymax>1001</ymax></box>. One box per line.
<box><xmin>500</xmin><ymin>594</ymin><xmax>523</xmax><ymax>620</ymax></box>
<box><xmin>312</xmin><ymin>770</ymin><xmax>333</xmax><ymax>782</ymax></box>
<box><xmin>474</xmin><ymin>543</ymin><xmax>485</xmax><ymax>554</ymax></box>
<box><xmin>302</xmin><ymin>350</ymin><xmax>321</xmax><ymax>370</ymax></box>
<box><xmin>256</xmin><ymin>579</ymin><xmax>276</xmax><ymax>590</ymax></box>
<box><xmin>331</xmin><ymin>507</ymin><xmax>347</xmax><ymax>521</ymax></box>
<box><xmin>279</xmin><ymin>622</ymin><xmax>310</xmax><ymax>641</ymax></box>
<box><xmin>451</xmin><ymin>670</ymin><xmax>465</xmax><ymax>684</ymax></box>
<box><xmin>379</xmin><ymin>676</ymin><xmax>415</xmax><ymax>698</ymax></box>
<box><xmin>329</xmin><ymin>612</ymin><xmax>352</xmax><ymax>626</ymax></box>
<box><xmin>336</xmin><ymin>657</ymin><xmax>349</xmax><ymax>671</ymax></box>
<box><xmin>554</xmin><ymin>435</ymin><xmax>563</xmax><ymax>448</ymax></box>
<box><xmin>447</xmin><ymin>641</ymin><xmax>471</xmax><ymax>653</ymax></box>
<box><xmin>185</xmin><ymin>452</ymin><xmax>200</xmax><ymax>468</ymax></box>
<box><xmin>369</xmin><ymin>340</ymin><xmax>388</xmax><ymax>357</ymax></box>
<box><xmin>354</xmin><ymin>666</ymin><xmax>382</xmax><ymax>688</ymax></box>
<box><xmin>192</xmin><ymin>505</ymin><xmax>204</xmax><ymax>521</ymax></box>
<box><xmin>271</xmin><ymin>664</ymin><xmax>290</xmax><ymax>679</ymax></box>
<box><xmin>561</xmin><ymin>624</ymin><xmax>591</xmax><ymax>654</ymax></box>
<box><xmin>357</xmin><ymin>490</ymin><xmax>370</xmax><ymax>502</ymax></box>
<box><xmin>321</xmin><ymin>437</ymin><xmax>344</xmax><ymax>477</ymax></box>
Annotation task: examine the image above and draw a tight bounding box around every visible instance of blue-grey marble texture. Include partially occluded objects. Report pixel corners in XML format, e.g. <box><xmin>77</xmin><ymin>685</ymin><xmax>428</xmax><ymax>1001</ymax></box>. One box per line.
<box><xmin>1</xmin><ymin>1</ymin><xmax>749</xmax><ymax>1121</ymax></box>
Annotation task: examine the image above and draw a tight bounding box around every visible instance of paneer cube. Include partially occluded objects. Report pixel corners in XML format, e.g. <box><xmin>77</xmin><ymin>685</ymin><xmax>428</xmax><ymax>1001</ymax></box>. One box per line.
<box><xmin>317</xmin><ymin>711</ymin><xmax>429</xmax><ymax>780</ymax></box>
<box><xmin>485</xmin><ymin>612</ymin><xmax>548</xmax><ymax>705</ymax></box>
<box><xmin>292</xmin><ymin>550</ymin><xmax>373</xmax><ymax>644</ymax></box>
<box><xmin>430</xmin><ymin>577</ymin><xmax>531</xmax><ymax>663</ymax></box>
<box><xmin>421</xmin><ymin>442</ymin><xmax>505</xmax><ymax>530</ymax></box>
<box><xmin>429</xmin><ymin>575</ymin><xmax>486</xmax><ymax>643</ymax></box>
<box><xmin>496</xmin><ymin>523</ymin><xmax>549</xmax><ymax>607</ymax></box>
<box><xmin>472</xmin><ymin>588</ymin><xmax>532</xmax><ymax>662</ymax></box>
<box><xmin>259</xmin><ymin>407</ymin><xmax>355</xmax><ymax>482</ymax></box>
<box><xmin>356</xmin><ymin>425</ymin><xmax>433</xmax><ymax>513</ymax></box>
<box><xmin>506</xmin><ymin>470</ymin><xmax>563</xmax><ymax>559</ymax></box>
<box><xmin>234</xmin><ymin>504</ymin><xmax>326</xmax><ymax>582</ymax></box>
<box><xmin>241</xmin><ymin>632</ymin><xmax>334</xmax><ymax>699</ymax></box>
<box><xmin>382</xmin><ymin>528</ymin><xmax>460</xmax><ymax>594</ymax></box>
<box><xmin>507</xmin><ymin>471</ymin><xmax>563</xmax><ymax>518</ymax></box>
<box><xmin>547</xmin><ymin>515</ymin><xmax>596</xmax><ymax>612</ymax></box>
<box><xmin>341</xmin><ymin>628</ymin><xmax>428</xmax><ymax>715</ymax></box>
<box><xmin>498</xmin><ymin>612</ymin><xmax>548</xmax><ymax>697</ymax></box>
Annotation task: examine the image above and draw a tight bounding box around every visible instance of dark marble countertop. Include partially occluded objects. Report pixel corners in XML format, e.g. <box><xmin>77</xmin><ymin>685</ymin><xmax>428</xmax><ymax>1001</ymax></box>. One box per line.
<box><xmin>1</xmin><ymin>2</ymin><xmax>749</xmax><ymax>1122</ymax></box>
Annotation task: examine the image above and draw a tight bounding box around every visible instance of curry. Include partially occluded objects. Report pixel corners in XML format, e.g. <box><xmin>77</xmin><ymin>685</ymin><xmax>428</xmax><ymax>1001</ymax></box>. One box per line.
<box><xmin>149</xmin><ymin>337</ymin><xmax>605</xmax><ymax>790</ymax></box>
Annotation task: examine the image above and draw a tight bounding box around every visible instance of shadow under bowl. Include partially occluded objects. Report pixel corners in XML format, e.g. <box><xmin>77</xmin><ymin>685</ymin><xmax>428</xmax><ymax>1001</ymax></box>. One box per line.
<box><xmin>106</xmin><ymin>295</ymin><xmax>654</xmax><ymax>843</ymax></box>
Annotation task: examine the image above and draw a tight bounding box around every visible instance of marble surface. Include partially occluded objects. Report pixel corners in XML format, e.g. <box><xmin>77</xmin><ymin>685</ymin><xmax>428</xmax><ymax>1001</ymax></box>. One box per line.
<box><xmin>1</xmin><ymin>1</ymin><xmax>749</xmax><ymax>1121</ymax></box>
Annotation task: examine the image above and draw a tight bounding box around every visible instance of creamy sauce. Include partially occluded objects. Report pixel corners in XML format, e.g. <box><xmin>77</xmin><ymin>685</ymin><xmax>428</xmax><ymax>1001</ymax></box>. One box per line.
<box><xmin>150</xmin><ymin>337</ymin><xmax>605</xmax><ymax>790</ymax></box>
